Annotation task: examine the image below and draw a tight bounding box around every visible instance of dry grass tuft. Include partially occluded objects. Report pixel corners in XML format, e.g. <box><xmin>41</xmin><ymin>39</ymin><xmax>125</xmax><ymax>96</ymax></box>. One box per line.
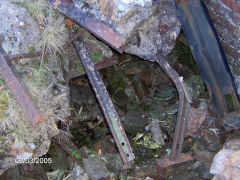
<box><xmin>17</xmin><ymin>0</ymin><xmax>68</xmax><ymax>54</ymax></box>
<box><xmin>39</xmin><ymin>13</ymin><xmax>68</xmax><ymax>54</ymax></box>
<box><xmin>0</xmin><ymin>88</ymin><xmax>39</xmax><ymax>143</ymax></box>
<box><xmin>0</xmin><ymin>57</ymin><xmax>69</xmax><ymax>145</ymax></box>
<box><xmin>22</xmin><ymin>0</ymin><xmax>48</xmax><ymax>21</ymax></box>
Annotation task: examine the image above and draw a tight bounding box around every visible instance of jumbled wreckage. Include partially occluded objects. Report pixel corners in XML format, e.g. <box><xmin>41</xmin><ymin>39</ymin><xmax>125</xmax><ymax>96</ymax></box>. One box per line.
<box><xmin>1</xmin><ymin>0</ymin><xmax>240</xmax><ymax>169</ymax></box>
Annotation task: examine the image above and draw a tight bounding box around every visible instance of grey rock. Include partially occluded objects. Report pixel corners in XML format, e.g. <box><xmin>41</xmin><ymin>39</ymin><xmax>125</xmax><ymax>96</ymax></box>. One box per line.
<box><xmin>194</xmin><ymin>161</ymin><xmax>213</xmax><ymax>180</ymax></box>
<box><xmin>84</xmin><ymin>157</ymin><xmax>110</xmax><ymax>180</ymax></box>
<box><xmin>166</xmin><ymin>172</ymin><xmax>200</xmax><ymax>180</ymax></box>
<box><xmin>70</xmin><ymin>0</ymin><xmax>180</xmax><ymax>60</ymax></box>
<box><xmin>234</xmin><ymin>75</ymin><xmax>240</xmax><ymax>96</ymax></box>
<box><xmin>70</xmin><ymin>84</ymin><xmax>97</xmax><ymax>107</ymax></box>
<box><xmin>122</xmin><ymin>111</ymin><xmax>148</xmax><ymax>133</ymax></box>
<box><xmin>210</xmin><ymin>137</ymin><xmax>240</xmax><ymax>180</ymax></box>
<box><xmin>198</xmin><ymin>129</ymin><xmax>220</xmax><ymax>152</ymax></box>
<box><xmin>65</xmin><ymin>163</ymin><xmax>89</xmax><ymax>180</ymax></box>
<box><xmin>6</xmin><ymin>166</ymin><xmax>21</xmax><ymax>180</ymax></box>
<box><xmin>100</xmin><ymin>154</ymin><xmax>123</xmax><ymax>174</ymax></box>
<box><xmin>125</xmin><ymin>0</ymin><xmax>181</xmax><ymax>60</ymax></box>
<box><xmin>185</xmin><ymin>75</ymin><xmax>205</xmax><ymax>98</ymax></box>
<box><xmin>0</xmin><ymin>0</ymin><xmax>40</xmax><ymax>55</ymax></box>
<box><xmin>150</xmin><ymin>119</ymin><xmax>165</xmax><ymax>146</ymax></box>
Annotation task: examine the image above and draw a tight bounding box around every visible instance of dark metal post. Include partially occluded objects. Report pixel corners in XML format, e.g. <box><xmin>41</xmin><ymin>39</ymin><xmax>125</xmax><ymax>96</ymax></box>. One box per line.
<box><xmin>175</xmin><ymin>0</ymin><xmax>240</xmax><ymax>119</ymax></box>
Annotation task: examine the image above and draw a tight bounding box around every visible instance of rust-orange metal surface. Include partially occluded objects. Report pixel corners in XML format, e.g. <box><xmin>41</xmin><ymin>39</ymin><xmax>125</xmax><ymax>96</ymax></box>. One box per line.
<box><xmin>0</xmin><ymin>52</ymin><xmax>46</xmax><ymax>126</ymax></box>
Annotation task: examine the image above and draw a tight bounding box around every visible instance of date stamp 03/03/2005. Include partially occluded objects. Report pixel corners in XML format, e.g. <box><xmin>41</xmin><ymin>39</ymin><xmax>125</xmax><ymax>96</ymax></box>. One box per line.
<box><xmin>15</xmin><ymin>157</ymin><xmax>52</xmax><ymax>164</ymax></box>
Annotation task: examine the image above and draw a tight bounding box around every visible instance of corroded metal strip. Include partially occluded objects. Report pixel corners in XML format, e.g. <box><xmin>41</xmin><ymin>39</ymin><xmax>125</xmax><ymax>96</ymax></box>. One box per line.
<box><xmin>0</xmin><ymin>52</ymin><xmax>45</xmax><ymax>126</ymax></box>
<box><xmin>73</xmin><ymin>39</ymin><xmax>135</xmax><ymax>165</ymax></box>
<box><xmin>175</xmin><ymin>0</ymin><xmax>240</xmax><ymax>118</ymax></box>
<box><xmin>156</xmin><ymin>54</ymin><xmax>192</xmax><ymax>161</ymax></box>
<box><xmin>48</xmin><ymin>0</ymin><xmax>126</xmax><ymax>53</ymax></box>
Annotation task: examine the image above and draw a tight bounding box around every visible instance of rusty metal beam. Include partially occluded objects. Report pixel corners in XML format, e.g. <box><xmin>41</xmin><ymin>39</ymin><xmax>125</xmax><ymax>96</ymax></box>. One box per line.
<box><xmin>48</xmin><ymin>0</ymin><xmax>126</xmax><ymax>53</ymax></box>
<box><xmin>156</xmin><ymin>54</ymin><xmax>192</xmax><ymax>161</ymax></box>
<box><xmin>73</xmin><ymin>39</ymin><xmax>134</xmax><ymax>166</ymax></box>
<box><xmin>0</xmin><ymin>52</ymin><xmax>46</xmax><ymax>126</ymax></box>
<box><xmin>175</xmin><ymin>0</ymin><xmax>240</xmax><ymax>119</ymax></box>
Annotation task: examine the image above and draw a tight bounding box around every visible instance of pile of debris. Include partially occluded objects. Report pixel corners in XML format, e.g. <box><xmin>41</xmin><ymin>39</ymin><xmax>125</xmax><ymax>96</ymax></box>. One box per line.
<box><xmin>0</xmin><ymin>0</ymin><xmax>240</xmax><ymax>179</ymax></box>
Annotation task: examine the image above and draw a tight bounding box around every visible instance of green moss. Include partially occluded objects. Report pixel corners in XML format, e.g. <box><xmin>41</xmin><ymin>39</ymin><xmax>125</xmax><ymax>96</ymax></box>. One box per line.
<box><xmin>16</xmin><ymin>0</ymin><xmax>48</xmax><ymax>19</ymax></box>
<box><xmin>75</xmin><ymin>60</ymin><xmax>84</xmax><ymax>73</ymax></box>
<box><xmin>15</xmin><ymin>0</ymin><xmax>48</xmax><ymax>20</ymax></box>
<box><xmin>0</xmin><ymin>136</ymin><xmax>5</xmax><ymax>143</ymax></box>
<box><xmin>24</xmin><ymin>67</ymin><xmax>47</xmax><ymax>88</ymax></box>
<box><xmin>133</xmin><ymin>133</ymin><xmax>161</xmax><ymax>149</ymax></box>
<box><xmin>72</xmin><ymin>24</ymin><xmax>80</xmax><ymax>33</ymax></box>
<box><xmin>91</xmin><ymin>53</ymin><xmax>104</xmax><ymax>61</ymax></box>
<box><xmin>58</xmin><ymin>81</ymin><xmax>66</xmax><ymax>86</ymax></box>
<box><xmin>69</xmin><ymin>148</ymin><xmax>81</xmax><ymax>159</ymax></box>
<box><xmin>172</xmin><ymin>35</ymin><xmax>199</xmax><ymax>74</ymax></box>
<box><xmin>107</xmin><ymin>69</ymin><xmax>125</xmax><ymax>95</ymax></box>
<box><xmin>27</xmin><ymin>45</ymin><xmax>35</xmax><ymax>52</ymax></box>
<box><xmin>225</xmin><ymin>94</ymin><xmax>235</xmax><ymax>112</ymax></box>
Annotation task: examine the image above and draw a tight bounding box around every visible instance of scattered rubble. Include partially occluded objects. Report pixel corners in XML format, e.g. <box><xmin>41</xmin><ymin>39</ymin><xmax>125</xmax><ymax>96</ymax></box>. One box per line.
<box><xmin>1</xmin><ymin>0</ymin><xmax>240</xmax><ymax>179</ymax></box>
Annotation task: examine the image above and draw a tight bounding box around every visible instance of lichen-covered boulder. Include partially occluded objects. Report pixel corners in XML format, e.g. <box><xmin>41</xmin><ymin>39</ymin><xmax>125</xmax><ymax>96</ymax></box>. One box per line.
<box><xmin>72</xmin><ymin>0</ymin><xmax>181</xmax><ymax>60</ymax></box>
<box><xmin>210</xmin><ymin>137</ymin><xmax>240</xmax><ymax>180</ymax></box>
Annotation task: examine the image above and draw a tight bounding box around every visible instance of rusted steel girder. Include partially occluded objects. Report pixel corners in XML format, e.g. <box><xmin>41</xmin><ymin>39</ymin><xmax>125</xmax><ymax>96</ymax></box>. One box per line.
<box><xmin>73</xmin><ymin>39</ymin><xmax>135</xmax><ymax>166</ymax></box>
<box><xmin>156</xmin><ymin>54</ymin><xmax>192</xmax><ymax>161</ymax></box>
<box><xmin>48</xmin><ymin>0</ymin><xmax>126</xmax><ymax>53</ymax></box>
<box><xmin>0</xmin><ymin>52</ymin><xmax>46</xmax><ymax>126</ymax></box>
<box><xmin>175</xmin><ymin>0</ymin><xmax>240</xmax><ymax>121</ymax></box>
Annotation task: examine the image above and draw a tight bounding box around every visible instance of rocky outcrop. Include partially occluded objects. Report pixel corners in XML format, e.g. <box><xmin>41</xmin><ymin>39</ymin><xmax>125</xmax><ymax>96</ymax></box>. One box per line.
<box><xmin>71</xmin><ymin>0</ymin><xmax>181</xmax><ymax>60</ymax></box>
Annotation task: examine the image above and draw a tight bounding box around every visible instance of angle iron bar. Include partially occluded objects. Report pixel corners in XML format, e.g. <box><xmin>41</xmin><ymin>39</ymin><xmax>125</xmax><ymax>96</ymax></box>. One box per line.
<box><xmin>73</xmin><ymin>39</ymin><xmax>135</xmax><ymax>166</ymax></box>
<box><xmin>156</xmin><ymin>54</ymin><xmax>192</xmax><ymax>161</ymax></box>
<box><xmin>175</xmin><ymin>0</ymin><xmax>240</xmax><ymax>118</ymax></box>
<box><xmin>0</xmin><ymin>52</ymin><xmax>46</xmax><ymax>126</ymax></box>
<box><xmin>48</xmin><ymin>0</ymin><xmax>126</xmax><ymax>53</ymax></box>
